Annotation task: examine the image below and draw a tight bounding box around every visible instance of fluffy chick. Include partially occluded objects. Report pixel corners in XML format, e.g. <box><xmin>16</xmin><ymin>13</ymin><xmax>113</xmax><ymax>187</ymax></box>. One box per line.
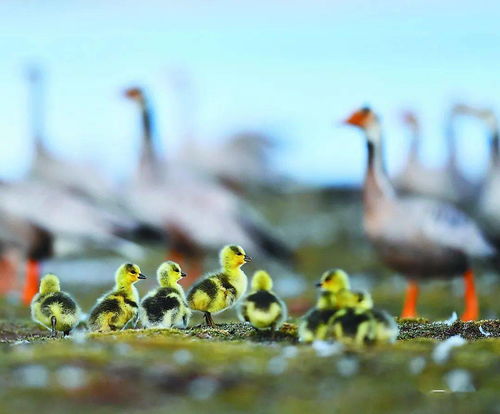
<box><xmin>238</xmin><ymin>270</ymin><xmax>287</xmax><ymax>333</ymax></box>
<box><xmin>187</xmin><ymin>245</ymin><xmax>251</xmax><ymax>327</ymax></box>
<box><xmin>139</xmin><ymin>261</ymin><xmax>191</xmax><ymax>329</ymax></box>
<box><xmin>298</xmin><ymin>290</ymin><xmax>338</xmax><ymax>343</ymax></box>
<box><xmin>88</xmin><ymin>263</ymin><xmax>146</xmax><ymax>332</ymax></box>
<box><xmin>31</xmin><ymin>273</ymin><xmax>81</xmax><ymax>337</ymax></box>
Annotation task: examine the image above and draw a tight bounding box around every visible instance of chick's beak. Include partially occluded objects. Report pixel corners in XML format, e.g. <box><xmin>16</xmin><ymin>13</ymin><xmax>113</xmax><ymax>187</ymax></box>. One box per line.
<box><xmin>244</xmin><ymin>255</ymin><xmax>252</xmax><ymax>263</ymax></box>
<box><xmin>315</xmin><ymin>282</ymin><xmax>322</xmax><ymax>288</ymax></box>
<box><xmin>138</xmin><ymin>273</ymin><xmax>147</xmax><ymax>280</ymax></box>
<box><xmin>181</xmin><ymin>272</ymin><xmax>187</xmax><ymax>278</ymax></box>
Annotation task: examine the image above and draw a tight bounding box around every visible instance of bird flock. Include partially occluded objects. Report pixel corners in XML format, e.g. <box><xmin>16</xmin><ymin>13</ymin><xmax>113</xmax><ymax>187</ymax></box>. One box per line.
<box><xmin>31</xmin><ymin>244</ymin><xmax>397</xmax><ymax>346</ymax></box>
<box><xmin>1</xmin><ymin>68</ymin><xmax>498</xmax><ymax>327</ymax></box>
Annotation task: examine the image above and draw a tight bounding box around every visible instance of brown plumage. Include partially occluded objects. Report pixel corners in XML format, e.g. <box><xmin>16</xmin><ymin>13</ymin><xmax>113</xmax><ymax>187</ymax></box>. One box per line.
<box><xmin>343</xmin><ymin>107</ymin><xmax>493</xmax><ymax>321</ymax></box>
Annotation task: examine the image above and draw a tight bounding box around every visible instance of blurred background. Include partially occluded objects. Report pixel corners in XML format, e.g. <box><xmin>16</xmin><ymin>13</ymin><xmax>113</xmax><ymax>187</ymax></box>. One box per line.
<box><xmin>0</xmin><ymin>0</ymin><xmax>499</xmax><ymax>321</ymax></box>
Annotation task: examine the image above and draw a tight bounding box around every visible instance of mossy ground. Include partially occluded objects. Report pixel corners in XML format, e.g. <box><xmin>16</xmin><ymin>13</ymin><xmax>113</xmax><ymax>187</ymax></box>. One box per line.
<box><xmin>1</xmin><ymin>188</ymin><xmax>499</xmax><ymax>413</ymax></box>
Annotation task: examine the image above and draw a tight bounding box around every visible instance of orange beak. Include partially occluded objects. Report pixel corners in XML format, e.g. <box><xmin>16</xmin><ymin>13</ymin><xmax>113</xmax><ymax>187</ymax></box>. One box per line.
<box><xmin>124</xmin><ymin>87</ymin><xmax>142</xmax><ymax>99</ymax></box>
<box><xmin>343</xmin><ymin>110</ymin><xmax>367</xmax><ymax>128</ymax></box>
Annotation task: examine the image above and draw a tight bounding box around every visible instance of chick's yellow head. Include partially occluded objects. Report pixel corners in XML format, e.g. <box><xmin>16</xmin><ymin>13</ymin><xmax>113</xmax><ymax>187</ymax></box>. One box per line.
<box><xmin>220</xmin><ymin>245</ymin><xmax>251</xmax><ymax>269</ymax></box>
<box><xmin>251</xmin><ymin>270</ymin><xmax>273</xmax><ymax>291</ymax></box>
<box><xmin>317</xmin><ymin>269</ymin><xmax>350</xmax><ymax>293</ymax></box>
<box><xmin>39</xmin><ymin>273</ymin><xmax>60</xmax><ymax>295</ymax></box>
<box><xmin>157</xmin><ymin>261</ymin><xmax>186</xmax><ymax>287</ymax></box>
<box><xmin>116</xmin><ymin>263</ymin><xmax>146</xmax><ymax>286</ymax></box>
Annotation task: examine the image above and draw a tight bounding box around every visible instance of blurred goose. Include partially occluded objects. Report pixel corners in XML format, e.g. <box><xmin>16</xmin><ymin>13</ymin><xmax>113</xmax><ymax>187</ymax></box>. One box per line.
<box><xmin>168</xmin><ymin>71</ymin><xmax>277</xmax><ymax>192</ymax></box>
<box><xmin>343</xmin><ymin>107</ymin><xmax>493</xmax><ymax>321</ymax></box>
<box><xmin>0</xmin><ymin>180</ymin><xmax>144</xmax><ymax>304</ymax></box>
<box><xmin>394</xmin><ymin>108</ymin><xmax>473</xmax><ymax>205</ymax></box>
<box><xmin>454</xmin><ymin>105</ymin><xmax>500</xmax><ymax>242</ymax></box>
<box><xmin>26</xmin><ymin>67</ymin><xmax>117</xmax><ymax>203</ymax></box>
<box><xmin>124</xmin><ymin>87</ymin><xmax>292</xmax><ymax>281</ymax></box>
<box><xmin>0</xmin><ymin>208</ymin><xmax>53</xmax><ymax>302</ymax></box>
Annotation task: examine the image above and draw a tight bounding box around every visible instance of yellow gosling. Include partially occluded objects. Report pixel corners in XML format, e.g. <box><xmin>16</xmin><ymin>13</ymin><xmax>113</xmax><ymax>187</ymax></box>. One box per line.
<box><xmin>238</xmin><ymin>270</ymin><xmax>287</xmax><ymax>334</ymax></box>
<box><xmin>88</xmin><ymin>263</ymin><xmax>146</xmax><ymax>332</ymax></box>
<box><xmin>298</xmin><ymin>290</ymin><xmax>338</xmax><ymax>343</ymax></box>
<box><xmin>187</xmin><ymin>245</ymin><xmax>251</xmax><ymax>327</ymax></box>
<box><xmin>139</xmin><ymin>261</ymin><xmax>191</xmax><ymax>329</ymax></box>
<box><xmin>329</xmin><ymin>290</ymin><xmax>377</xmax><ymax>346</ymax></box>
<box><xmin>31</xmin><ymin>273</ymin><xmax>81</xmax><ymax>337</ymax></box>
<box><xmin>316</xmin><ymin>268</ymin><xmax>351</xmax><ymax>293</ymax></box>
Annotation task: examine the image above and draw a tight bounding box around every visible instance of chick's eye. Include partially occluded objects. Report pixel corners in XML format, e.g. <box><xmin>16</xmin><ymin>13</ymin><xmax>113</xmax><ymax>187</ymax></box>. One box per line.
<box><xmin>175</xmin><ymin>268</ymin><xmax>180</xmax><ymax>273</ymax></box>
<box><xmin>236</xmin><ymin>252</ymin><xmax>243</xmax><ymax>256</ymax></box>
<box><xmin>130</xmin><ymin>270</ymin><xmax>137</xmax><ymax>275</ymax></box>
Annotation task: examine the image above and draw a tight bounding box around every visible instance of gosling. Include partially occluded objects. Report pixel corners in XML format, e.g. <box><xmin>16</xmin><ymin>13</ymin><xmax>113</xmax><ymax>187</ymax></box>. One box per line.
<box><xmin>139</xmin><ymin>261</ymin><xmax>191</xmax><ymax>329</ymax></box>
<box><xmin>188</xmin><ymin>245</ymin><xmax>251</xmax><ymax>327</ymax></box>
<box><xmin>88</xmin><ymin>263</ymin><xmax>146</xmax><ymax>332</ymax></box>
<box><xmin>31</xmin><ymin>273</ymin><xmax>81</xmax><ymax>337</ymax></box>
<box><xmin>298</xmin><ymin>269</ymin><xmax>350</xmax><ymax>343</ymax></box>
<box><xmin>238</xmin><ymin>270</ymin><xmax>287</xmax><ymax>334</ymax></box>
<box><xmin>298</xmin><ymin>290</ymin><xmax>338</xmax><ymax>343</ymax></box>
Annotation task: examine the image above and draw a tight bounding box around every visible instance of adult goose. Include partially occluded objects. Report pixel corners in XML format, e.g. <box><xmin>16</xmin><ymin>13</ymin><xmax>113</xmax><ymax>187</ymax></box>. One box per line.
<box><xmin>123</xmin><ymin>87</ymin><xmax>292</xmax><ymax>282</ymax></box>
<box><xmin>343</xmin><ymin>107</ymin><xmax>493</xmax><ymax>320</ymax></box>
<box><xmin>394</xmin><ymin>108</ymin><xmax>473</xmax><ymax>205</ymax></box>
<box><xmin>456</xmin><ymin>105</ymin><xmax>500</xmax><ymax>245</ymax></box>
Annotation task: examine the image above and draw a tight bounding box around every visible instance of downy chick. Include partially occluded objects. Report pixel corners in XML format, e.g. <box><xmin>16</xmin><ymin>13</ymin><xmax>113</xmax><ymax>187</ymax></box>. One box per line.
<box><xmin>88</xmin><ymin>263</ymin><xmax>146</xmax><ymax>332</ymax></box>
<box><xmin>238</xmin><ymin>270</ymin><xmax>287</xmax><ymax>333</ymax></box>
<box><xmin>139</xmin><ymin>261</ymin><xmax>191</xmax><ymax>329</ymax></box>
<box><xmin>31</xmin><ymin>273</ymin><xmax>81</xmax><ymax>337</ymax></box>
<box><xmin>298</xmin><ymin>290</ymin><xmax>338</xmax><ymax>343</ymax></box>
<box><xmin>187</xmin><ymin>245</ymin><xmax>251</xmax><ymax>327</ymax></box>
<box><xmin>329</xmin><ymin>290</ymin><xmax>377</xmax><ymax>346</ymax></box>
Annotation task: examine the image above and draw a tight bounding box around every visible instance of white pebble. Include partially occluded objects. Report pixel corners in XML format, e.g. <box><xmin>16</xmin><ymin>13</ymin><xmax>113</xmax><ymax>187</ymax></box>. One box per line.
<box><xmin>56</xmin><ymin>366</ymin><xmax>87</xmax><ymax>390</ymax></box>
<box><xmin>442</xmin><ymin>312</ymin><xmax>458</xmax><ymax>326</ymax></box>
<box><xmin>432</xmin><ymin>335</ymin><xmax>467</xmax><ymax>365</ymax></box>
<box><xmin>337</xmin><ymin>357</ymin><xmax>359</xmax><ymax>377</ymax></box>
<box><xmin>282</xmin><ymin>346</ymin><xmax>298</xmax><ymax>359</ymax></box>
<box><xmin>444</xmin><ymin>369</ymin><xmax>475</xmax><ymax>392</ymax></box>
<box><xmin>188</xmin><ymin>377</ymin><xmax>218</xmax><ymax>400</ymax></box>
<box><xmin>479</xmin><ymin>326</ymin><xmax>492</xmax><ymax>337</ymax></box>
<box><xmin>16</xmin><ymin>365</ymin><xmax>49</xmax><ymax>388</ymax></box>
<box><xmin>172</xmin><ymin>349</ymin><xmax>193</xmax><ymax>365</ymax></box>
<box><xmin>312</xmin><ymin>340</ymin><xmax>343</xmax><ymax>357</ymax></box>
<box><xmin>267</xmin><ymin>356</ymin><xmax>287</xmax><ymax>375</ymax></box>
<box><xmin>408</xmin><ymin>356</ymin><xmax>427</xmax><ymax>375</ymax></box>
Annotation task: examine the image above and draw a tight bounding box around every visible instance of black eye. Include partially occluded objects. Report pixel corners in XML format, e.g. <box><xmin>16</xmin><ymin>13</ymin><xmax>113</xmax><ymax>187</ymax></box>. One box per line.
<box><xmin>236</xmin><ymin>252</ymin><xmax>243</xmax><ymax>256</ymax></box>
<box><xmin>130</xmin><ymin>270</ymin><xmax>137</xmax><ymax>275</ymax></box>
<box><xmin>175</xmin><ymin>268</ymin><xmax>180</xmax><ymax>273</ymax></box>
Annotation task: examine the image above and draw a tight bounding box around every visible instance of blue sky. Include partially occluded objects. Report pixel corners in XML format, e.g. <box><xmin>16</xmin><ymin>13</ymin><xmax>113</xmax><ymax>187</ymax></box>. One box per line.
<box><xmin>0</xmin><ymin>0</ymin><xmax>499</xmax><ymax>185</ymax></box>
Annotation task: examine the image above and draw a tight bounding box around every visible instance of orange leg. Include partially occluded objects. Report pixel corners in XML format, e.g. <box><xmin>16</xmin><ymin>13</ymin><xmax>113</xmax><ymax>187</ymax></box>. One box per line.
<box><xmin>461</xmin><ymin>269</ymin><xmax>479</xmax><ymax>321</ymax></box>
<box><xmin>400</xmin><ymin>279</ymin><xmax>419</xmax><ymax>318</ymax></box>
<box><xmin>0</xmin><ymin>256</ymin><xmax>17</xmax><ymax>296</ymax></box>
<box><xmin>22</xmin><ymin>259</ymin><xmax>40</xmax><ymax>306</ymax></box>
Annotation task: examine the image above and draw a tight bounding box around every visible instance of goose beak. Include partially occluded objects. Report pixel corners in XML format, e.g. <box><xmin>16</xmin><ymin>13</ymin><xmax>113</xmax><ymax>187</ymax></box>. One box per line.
<box><xmin>244</xmin><ymin>255</ymin><xmax>252</xmax><ymax>263</ymax></box>
<box><xmin>181</xmin><ymin>272</ymin><xmax>187</xmax><ymax>278</ymax></box>
<box><xmin>138</xmin><ymin>273</ymin><xmax>147</xmax><ymax>280</ymax></box>
<box><xmin>315</xmin><ymin>282</ymin><xmax>322</xmax><ymax>288</ymax></box>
